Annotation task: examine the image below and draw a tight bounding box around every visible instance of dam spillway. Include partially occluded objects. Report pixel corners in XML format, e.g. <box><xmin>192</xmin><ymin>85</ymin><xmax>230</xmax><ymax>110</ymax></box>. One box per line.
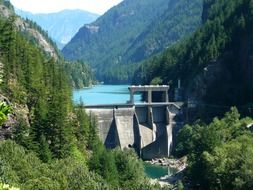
<box><xmin>85</xmin><ymin>85</ymin><xmax>183</xmax><ymax>159</ymax></box>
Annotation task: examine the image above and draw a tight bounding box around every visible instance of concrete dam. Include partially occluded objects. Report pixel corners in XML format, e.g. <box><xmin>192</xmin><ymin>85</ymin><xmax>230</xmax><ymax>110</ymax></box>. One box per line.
<box><xmin>85</xmin><ymin>85</ymin><xmax>182</xmax><ymax>160</ymax></box>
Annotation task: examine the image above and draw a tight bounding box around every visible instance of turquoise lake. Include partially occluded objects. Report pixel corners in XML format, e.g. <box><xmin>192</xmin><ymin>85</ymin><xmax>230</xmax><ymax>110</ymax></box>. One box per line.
<box><xmin>73</xmin><ymin>85</ymin><xmax>142</xmax><ymax>105</ymax></box>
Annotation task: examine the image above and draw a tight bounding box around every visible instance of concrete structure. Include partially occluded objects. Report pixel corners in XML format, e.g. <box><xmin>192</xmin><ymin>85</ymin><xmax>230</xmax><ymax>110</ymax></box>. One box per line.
<box><xmin>85</xmin><ymin>85</ymin><xmax>182</xmax><ymax>159</ymax></box>
<box><xmin>128</xmin><ymin>85</ymin><xmax>170</xmax><ymax>104</ymax></box>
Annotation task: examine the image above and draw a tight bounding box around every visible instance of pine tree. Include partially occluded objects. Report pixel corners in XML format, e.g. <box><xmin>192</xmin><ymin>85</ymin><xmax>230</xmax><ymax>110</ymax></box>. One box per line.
<box><xmin>39</xmin><ymin>134</ymin><xmax>52</xmax><ymax>162</ymax></box>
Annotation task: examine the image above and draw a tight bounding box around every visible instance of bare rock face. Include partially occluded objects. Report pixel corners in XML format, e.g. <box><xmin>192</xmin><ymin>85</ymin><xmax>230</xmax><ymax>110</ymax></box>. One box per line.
<box><xmin>15</xmin><ymin>18</ymin><xmax>58</xmax><ymax>59</ymax></box>
<box><xmin>0</xmin><ymin>94</ymin><xmax>30</xmax><ymax>140</ymax></box>
<box><xmin>0</xmin><ymin>3</ymin><xmax>58</xmax><ymax>60</ymax></box>
<box><xmin>85</xmin><ymin>25</ymin><xmax>99</xmax><ymax>34</ymax></box>
<box><xmin>0</xmin><ymin>4</ymin><xmax>12</xmax><ymax>17</ymax></box>
<box><xmin>26</xmin><ymin>27</ymin><xmax>58</xmax><ymax>59</ymax></box>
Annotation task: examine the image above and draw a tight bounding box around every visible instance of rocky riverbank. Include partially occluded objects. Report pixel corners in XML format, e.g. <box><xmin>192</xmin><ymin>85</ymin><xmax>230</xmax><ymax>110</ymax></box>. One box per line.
<box><xmin>146</xmin><ymin>156</ymin><xmax>187</xmax><ymax>171</ymax></box>
<box><xmin>147</xmin><ymin>156</ymin><xmax>187</xmax><ymax>188</ymax></box>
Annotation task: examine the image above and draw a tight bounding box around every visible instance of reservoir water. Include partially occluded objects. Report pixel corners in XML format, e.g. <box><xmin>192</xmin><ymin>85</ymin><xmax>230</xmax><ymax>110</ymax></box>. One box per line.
<box><xmin>73</xmin><ymin>85</ymin><xmax>142</xmax><ymax>105</ymax></box>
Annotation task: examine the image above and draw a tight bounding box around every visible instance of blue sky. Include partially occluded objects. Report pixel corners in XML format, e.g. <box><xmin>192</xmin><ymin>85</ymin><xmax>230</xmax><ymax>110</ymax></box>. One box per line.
<box><xmin>10</xmin><ymin>0</ymin><xmax>123</xmax><ymax>14</ymax></box>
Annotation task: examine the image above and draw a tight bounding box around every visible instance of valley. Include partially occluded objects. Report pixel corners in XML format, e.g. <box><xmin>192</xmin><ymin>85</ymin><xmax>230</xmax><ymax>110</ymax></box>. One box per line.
<box><xmin>0</xmin><ymin>0</ymin><xmax>253</xmax><ymax>189</ymax></box>
<box><xmin>62</xmin><ymin>0</ymin><xmax>203</xmax><ymax>83</ymax></box>
<box><xmin>15</xmin><ymin>8</ymin><xmax>99</xmax><ymax>49</ymax></box>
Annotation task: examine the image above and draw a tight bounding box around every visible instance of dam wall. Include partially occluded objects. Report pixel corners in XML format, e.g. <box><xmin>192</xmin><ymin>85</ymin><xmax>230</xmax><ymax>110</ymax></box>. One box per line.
<box><xmin>114</xmin><ymin>107</ymin><xmax>136</xmax><ymax>149</ymax></box>
<box><xmin>86</xmin><ymin>108</ymin><xmax>118</xmax><ymax>148</ymax></box>
<box><xmin>86</xmin><ymin>103</ymin><xmax>182</xmax><ymax>159</ymax></box>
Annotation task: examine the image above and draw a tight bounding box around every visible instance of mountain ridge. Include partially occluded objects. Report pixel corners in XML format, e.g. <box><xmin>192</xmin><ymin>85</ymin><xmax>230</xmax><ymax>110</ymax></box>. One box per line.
<box><xmin>15</xmin><ymin>8</ymin><xmax>99</xmax><ymax>49</ymax></box>
<box><xmin>135</xmin><ymin>0</ymin><xmax>253</xmax><ymax>110</ymax></box>
<box><xmin>0</xmin><ymin>2</ymin><xmax>59</xmax><ymax>59</ymax></box>
<box><xmin>62</xmin><ymin>0</ymin><xmax>203</xmax><ymax>83</ymax></box>
<box><xmin>0</xmin><ymin>3</ymin><xmax>96</xmax><ymax>89</ymax></box>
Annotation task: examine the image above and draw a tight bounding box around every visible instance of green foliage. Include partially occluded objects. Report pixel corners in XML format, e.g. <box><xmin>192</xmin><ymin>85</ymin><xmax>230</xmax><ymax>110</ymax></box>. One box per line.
<box><xmin>0</xmin><ymin>7</ymin><xmax>91</xmax><ymax>160</ymax></box>
<box><xmin>38</xmin><ymin>134</ymin><xmax>52</xmax><ymax>163</ymax></box>
<box><xmin>0</xmin><ymin>140</ymin><xmax>164</xmax><ymax>190</ymax></box>
<box><xmin>63</xmin><ymin>60</ymin><xmax>95</xmax><ymax>88</ymax></box>
<box><xmin>0</xmin><ymin>140</ymin><xmax>109</xmax><ymax>190</ymax></box>
<box><xmin>0</xmin><ymin>102</ymin><xmax>11</xmax><ymax>125</ymax></box>
<box><xmin>176</xmin><ymin>107</ymin><xmax>246</xmax><ymax>157</ymax></box>
<box><xmin>88</xmin><ymin>140</ymin><xmax>119</xmax><ymax>188</ymax></box>
<box><xmin>49</xmin><ymin>157</ymin><xmax>109</xmax><ymax>190</ymax></box>
<box><xmin>88</xmin><ymin>137</ymin><xmax>154</xmax><ymax>190</ymax></box>
<box><xmin>0</xmin><ymin>140</ymin><xmax>48</xmax><ymax>187</ymax></box>
<box><xmin>13</xmin><ymin>119</ymin><xmax>32</xmax><ymax>150</ymax></box>
<box><xmin>150</xmin><ymin>77</ymin><xmax>163</xmax><ymax>85</ymax></box>
<box><xmin>175</xmin><ymin>107</ymin><xmax>253</xmax><ymax>189</ymax></box>
<box><xmin>203</xmin><ymin>135</ymin><xmax>253</xmax><ymax>189</ymax></box>
<box><xmin>0</xmin><ymin>183</ymin><xmax>19</xmax><ymax>190</ymax></box>
<box><xmin>113</xmin><ymin>148</ymin><xmax>146</xmax><ymax>190</ymax></box>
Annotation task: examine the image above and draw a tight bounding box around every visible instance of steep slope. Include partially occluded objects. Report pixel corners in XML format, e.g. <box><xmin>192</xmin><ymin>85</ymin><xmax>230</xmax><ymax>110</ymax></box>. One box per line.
<box><xmin>15</xmin><ymin>9</ymin><xmax>99</xmax><ymax>49</ymax></box>
<box><xmin>124</xmin><ymin>0</ymin><xmax>203</xmax><ymax>63</ymax></box>
<box><xmin>62</xmin><ymin>0</ymin><xmax>202</xmax><ymax>83</ymax></box>
<box><xmin>0</xmin><ymin>0</ymin><xmax>73</xmax><ymax>158</ymax></box>
<box><xmin>0</xmin><ymin>1</ymin><xmax>58</xmax><ymax>59</ymax></box>
<box><xmin>0</xmin><ymin>1</ymin><xmax>94</xmax><ymax>89</ymax></box>
<box><xmin>0</xmin><ymin>0</ymin><xmax>94</xmax><ymax>161</ymax></box>
<box><xmin>136</xmin><ymin>0</ymin><xmax>253</xmax><ymax>110</ymax></box>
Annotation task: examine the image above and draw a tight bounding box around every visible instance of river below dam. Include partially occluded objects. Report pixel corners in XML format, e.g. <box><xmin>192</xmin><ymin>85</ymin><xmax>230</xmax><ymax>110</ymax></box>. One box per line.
<box><xmin>144</xmin><ymin>162</ymin><xmax>177</xmax><ymax>179</ymax></box>
<box><xmin>73</xmin><ymin>85</ymin><xmax>174</xmax><ymax>179</ymax></box>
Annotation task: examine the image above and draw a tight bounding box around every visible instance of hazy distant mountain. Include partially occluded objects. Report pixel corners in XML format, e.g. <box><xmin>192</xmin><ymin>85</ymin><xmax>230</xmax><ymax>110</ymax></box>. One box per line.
<box><xmin>15</xmin><ymin>9</ymin><xmax>99</xmax><ymax>49</ymax></box>
<box><xmin>62</xmin><ymin>0</ymin><xmax>202</xmax><ymax>83</ymax></box>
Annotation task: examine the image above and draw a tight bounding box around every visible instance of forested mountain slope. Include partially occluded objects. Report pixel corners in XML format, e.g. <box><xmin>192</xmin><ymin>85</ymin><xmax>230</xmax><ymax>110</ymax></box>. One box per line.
<box><xmin>0</xmin><ymin>1</ymin><xmax>59</xmax><ymax>59</ymax></box>
<box><xmin>0</xmin><ymin>2</ymin><xmax>95</xmax><ymax>88</ymax></box>
<box><xmin>124</xmin><ymin>0</ymin><xmax>203</xmax><ymax>64</ymax></box>
<box><xmin>135</xmin><ymin>0</ymin><xmax>253</xmax><ymax>109</ymax></box>
<box><xmin>0</xmin><ymin>1</ymin><xmax>166</xmax><ymax>189</ymax></box>
<box><xmin>0</xmin><ymin>0</ymin><xmax>74</xmax><ymax>159</ymax></box>
<box><xmin>62</xmin><ymin>0</ymin><xmax>203</xmax><ymax>83</ymax></box>
<box><xmin>15</xmin><ymin>9</ymin><xmax>99</xmax><ymax>49</ymax></box>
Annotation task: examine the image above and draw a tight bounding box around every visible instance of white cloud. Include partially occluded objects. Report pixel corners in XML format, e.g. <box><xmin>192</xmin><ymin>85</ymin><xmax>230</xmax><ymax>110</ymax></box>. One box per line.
<box><xmin>10</xmin><ymin>0</ymin><xmax>123</xmax><ymax>14</ymax></box>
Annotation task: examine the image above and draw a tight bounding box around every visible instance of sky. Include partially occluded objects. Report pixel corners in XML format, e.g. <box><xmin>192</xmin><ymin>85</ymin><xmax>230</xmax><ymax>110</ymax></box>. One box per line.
<box><xmin>10</xmin><ymin>0</ymin><xmax>123</xmax><ymax>15</ymax></box>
